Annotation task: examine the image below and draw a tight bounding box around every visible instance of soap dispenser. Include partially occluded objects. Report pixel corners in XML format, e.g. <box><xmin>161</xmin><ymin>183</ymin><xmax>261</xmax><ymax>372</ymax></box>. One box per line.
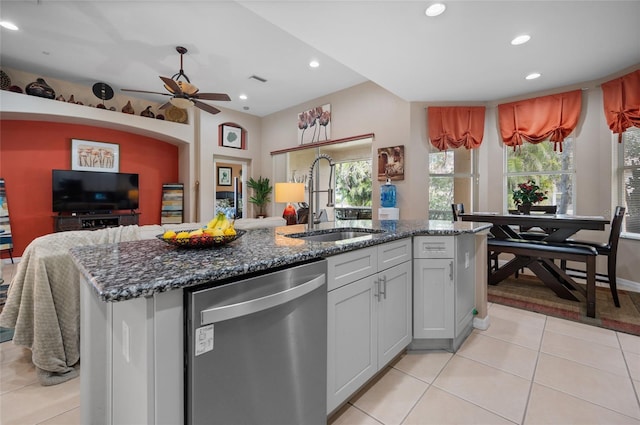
<box><xmin>380</xmin><ymin>177</ymin><xmax>397</xmax><ymax>208</ymax></box>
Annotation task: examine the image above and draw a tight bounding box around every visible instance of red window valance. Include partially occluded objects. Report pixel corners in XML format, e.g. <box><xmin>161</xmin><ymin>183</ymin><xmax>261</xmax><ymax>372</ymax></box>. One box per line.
<box><xmin>601</xmin><ymin>69</ymin><xmax>640</xmax><ymax>143</ymax></box>
<box><xmin>498</xmin><ymin>90</ymin><xmax>582</xmax><ymax>152</ymax></box>
<box><xmin>427</xmin><ymin>106</ymin><xmax>486</xmax><ymax>151</ymax></box>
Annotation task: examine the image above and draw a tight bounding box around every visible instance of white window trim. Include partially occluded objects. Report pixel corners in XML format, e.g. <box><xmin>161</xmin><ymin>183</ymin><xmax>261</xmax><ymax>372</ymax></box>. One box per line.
<box><xmin>615</xmin><ymin>128</ymin><xmax>640</xmax><ymax>240</ymax></box>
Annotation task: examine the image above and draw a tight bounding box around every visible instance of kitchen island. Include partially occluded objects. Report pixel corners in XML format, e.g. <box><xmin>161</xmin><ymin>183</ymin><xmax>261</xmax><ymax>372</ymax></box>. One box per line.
<box><xmin>73</xmin><ymin>219</ymin><xmax>491</xmax><ymax>424</ymax></box>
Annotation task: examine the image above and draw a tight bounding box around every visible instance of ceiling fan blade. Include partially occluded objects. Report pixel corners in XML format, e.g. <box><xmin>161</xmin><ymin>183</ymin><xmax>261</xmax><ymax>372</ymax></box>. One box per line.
<box><xmin>121</xmin><ymin>88</ymin><xmax>171</xmax><ymax>96</ymax></box>
<box><xmin>159</xmin><ymin>102</ymin><xmax>173</xmax><ymax>110</ymax></box>
<box><xmin>193</xmin><ymin>100</ymin><xmax>221</xmax><ymax>115</ymax></box>
<box><xmin>160</xmin><ymin>76</ymin><xmax>182</xmax><ymax>95</ymax></box>
<box><xmin>194</xmin><ymin>93</ymin><xmax>231</xmax><ymax>101</ymax></box>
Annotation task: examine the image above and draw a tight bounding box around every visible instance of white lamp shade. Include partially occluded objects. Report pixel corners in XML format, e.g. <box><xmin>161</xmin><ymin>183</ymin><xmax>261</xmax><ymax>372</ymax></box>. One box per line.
<box><xmin>275</xmin><ymin>183</ymin><xmax>305</xmax><ymax>203</ymax></box>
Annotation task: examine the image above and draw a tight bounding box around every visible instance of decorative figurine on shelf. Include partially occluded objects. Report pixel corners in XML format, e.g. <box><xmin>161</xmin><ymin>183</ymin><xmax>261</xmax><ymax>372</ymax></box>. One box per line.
<box><xmin>25</xmin><ymin>78</ymin><xmax>55</xmax><ymax>99</ymax></box>
<box><xmin>140</xmin><ymin>106</ymin><xmax>155</xmax><ymax>118</ymax></box>
<box><xmin>122</xmin><ymin>100</ymin><xmax>135</xmax><ymax>114</ymax></box>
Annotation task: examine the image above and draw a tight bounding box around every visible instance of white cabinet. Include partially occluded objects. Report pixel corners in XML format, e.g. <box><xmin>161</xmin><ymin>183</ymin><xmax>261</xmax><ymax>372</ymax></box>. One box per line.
<box><xmin>411</xmin><ymin>234</ymin><xmax>475</xmax><ymax>352</ymax></box>
<box><xmin>326</xmin><ymin>238</ymin><xmax>412</xmax><ymax>414</ymax></box>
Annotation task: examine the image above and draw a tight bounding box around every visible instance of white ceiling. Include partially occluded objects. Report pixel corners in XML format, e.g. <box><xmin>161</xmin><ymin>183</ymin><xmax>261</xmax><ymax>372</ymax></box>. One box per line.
<box><xmin>1</xmin><ymin>1</ymin><xmax>639</xmax><ymax>117</ymax></box>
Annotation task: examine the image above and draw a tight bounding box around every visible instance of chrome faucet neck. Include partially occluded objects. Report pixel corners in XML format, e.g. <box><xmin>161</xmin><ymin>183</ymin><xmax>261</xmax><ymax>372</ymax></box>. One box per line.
<box><xmin>307</xmin><ymin>154</ymin><xmax>335</xmax><ymax>230</ymax></box>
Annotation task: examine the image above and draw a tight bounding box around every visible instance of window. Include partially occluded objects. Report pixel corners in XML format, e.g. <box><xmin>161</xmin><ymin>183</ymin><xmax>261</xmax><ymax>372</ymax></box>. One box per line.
<box><xmin>618</xmin><ymin>127</ymin><xmax>640</xmax><ymax>235</ymax></box>
<box><xmin>334</xmin><ymin>159</ymin><xmax>372</xmax><ymax>208</ymax></box>
<box><xmin>505</xmin><ymin>138</ymin><xmax>575</xmax><ymax>213</ymax></box>
<box><xmin>428</xmin><ymin>148</ymin><xmax>475</xmax><ymax>220</ymax></box>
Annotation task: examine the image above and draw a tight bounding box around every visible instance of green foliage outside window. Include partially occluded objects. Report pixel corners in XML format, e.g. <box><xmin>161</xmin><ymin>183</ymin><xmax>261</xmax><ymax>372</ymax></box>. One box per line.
<box><xmin>335</xmin><ymin>160</ymin><xmax>372</xmax><ymax>207</ymax></box>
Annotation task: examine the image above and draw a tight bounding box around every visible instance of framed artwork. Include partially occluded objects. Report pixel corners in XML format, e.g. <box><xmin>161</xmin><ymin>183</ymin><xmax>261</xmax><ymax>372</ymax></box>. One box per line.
<box><xmin>297</xmin><ymin>103</ymin><xmax>331</xmax><ymax>145</ymax></box>
<box><xmin>220</xmin><ymin>123</ymin><xmax>244</xmax><ymax>149</ymax></box>
<box><xmin>218</xmin><ymin>167</ymin><xmax>232</xmax><ymax>186</ymax></box>
<box><xmin>377</xmin><ymin>145</ymin><xmax>405</xmax><ymax>181</ymax></box>
<box><xmin>71</xmin><ymin>139</ymin><xmax>119</xmax><ymax>172</ymax></box>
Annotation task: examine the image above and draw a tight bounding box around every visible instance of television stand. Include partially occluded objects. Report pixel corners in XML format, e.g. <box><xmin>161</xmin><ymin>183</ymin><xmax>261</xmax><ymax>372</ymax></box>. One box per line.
<box><xmin>53</xmin><ymin>212</ymin><xmax>139</xmax><ymax>232</ymax></box>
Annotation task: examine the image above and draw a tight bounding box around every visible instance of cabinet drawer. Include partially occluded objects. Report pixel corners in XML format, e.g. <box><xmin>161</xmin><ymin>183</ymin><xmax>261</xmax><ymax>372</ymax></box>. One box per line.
<box><xmin>327</xmin><ymin>246</ymin><xmax>378</xmax><ymax>291</ymax></box>
<box><xmin>378</xmin><ymin>238</ymin><xmax>411</xmax><ymax>271</ymax></box>
<box><xmin>413</xmin><ymin>236</ymin><xmax>454</xmax><ymax>259</ymax></box>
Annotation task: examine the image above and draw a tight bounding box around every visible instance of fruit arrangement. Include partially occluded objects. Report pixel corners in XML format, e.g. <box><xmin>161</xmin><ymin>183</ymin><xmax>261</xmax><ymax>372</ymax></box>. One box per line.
<box><xmin>157</xmin><ymin>212</ymin><xmax>245</xmax><ymax>248</ymax></box>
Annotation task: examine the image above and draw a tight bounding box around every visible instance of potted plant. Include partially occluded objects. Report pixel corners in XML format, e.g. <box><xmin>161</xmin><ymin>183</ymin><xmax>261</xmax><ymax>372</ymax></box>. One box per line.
<box><xmin>512</xmin><ymin>179</ymin><xmax>548</xmax><ymax>214</ymax></box>
<box><xmin>247</xmin><ymin>176</ymin><xmax>273</xmax><ymax>218</ymax></box>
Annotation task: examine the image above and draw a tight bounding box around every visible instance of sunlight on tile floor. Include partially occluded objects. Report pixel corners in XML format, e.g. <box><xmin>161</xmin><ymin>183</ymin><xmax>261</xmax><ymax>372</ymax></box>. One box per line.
<box><xmin>1</xmin><ymin>261</ymin><xmax>639</xmax><ymax>425</ymax></box>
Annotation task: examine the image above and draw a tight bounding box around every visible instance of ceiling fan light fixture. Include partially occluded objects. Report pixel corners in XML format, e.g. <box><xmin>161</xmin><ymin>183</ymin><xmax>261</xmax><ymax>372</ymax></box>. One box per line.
<box><xmin>169</xmin><ymin>96</ymin><xmax>193</xmax><ymax>109</ymax></box>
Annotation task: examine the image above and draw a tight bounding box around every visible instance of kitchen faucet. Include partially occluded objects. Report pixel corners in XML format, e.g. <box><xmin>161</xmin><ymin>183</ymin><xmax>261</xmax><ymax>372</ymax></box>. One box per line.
<box><xmin>307</xmin><ymin>154</ymin><xmax>335</xmax><ymax>230</ymax></box>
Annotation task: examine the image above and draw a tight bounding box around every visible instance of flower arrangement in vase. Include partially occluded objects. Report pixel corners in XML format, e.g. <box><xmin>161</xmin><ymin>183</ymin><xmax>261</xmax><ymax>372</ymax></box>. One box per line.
<box><xmin>512</xmin><ymin>179</ymin><xmax>548</xmax><ymax>214</ymax></box>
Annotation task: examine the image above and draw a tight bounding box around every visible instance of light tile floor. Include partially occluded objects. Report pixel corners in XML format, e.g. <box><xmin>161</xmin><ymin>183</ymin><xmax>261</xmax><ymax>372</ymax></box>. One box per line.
<box><xmin>1</xmin><ymin>261</ymin><xmax>640</xmax><ymax>425</ymax></box>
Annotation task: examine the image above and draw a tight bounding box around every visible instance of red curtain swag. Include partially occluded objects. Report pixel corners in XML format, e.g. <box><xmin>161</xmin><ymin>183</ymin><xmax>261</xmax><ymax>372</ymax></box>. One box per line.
<box><xmin>601</xmin><ymin>69</ymin><xmax>640</xmax><ymax>143</ymax></box>
<box><xmin>498</xmin><ymin>90</ymin><xmax>582</xmax><ymax>152</ymax></box>
<box><xmin>427</xmin><ymin>106</ymin><xmax>486</xmax><ymax>151</ymax></box>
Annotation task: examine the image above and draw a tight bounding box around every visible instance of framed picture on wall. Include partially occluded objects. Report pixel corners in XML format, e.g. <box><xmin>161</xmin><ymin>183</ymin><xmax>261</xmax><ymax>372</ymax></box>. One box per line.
<box><xmin>220</xmin><ymin>124</ymin><xmax>244</xmax><ymax>149</ymax></box>
<box><xmin>218</xmin><ymin>167</ymin><xmax>232</xmax><ymax>186</ymax></box>
<box><xmin>71</xmin><ymin>139</ymin><xmax>120</xmax><ymax>172</ymax></box>
<box><xmin>377</xmin><ymin>145</ymin><xmax>404</xmax><ymax>181</ymax></box>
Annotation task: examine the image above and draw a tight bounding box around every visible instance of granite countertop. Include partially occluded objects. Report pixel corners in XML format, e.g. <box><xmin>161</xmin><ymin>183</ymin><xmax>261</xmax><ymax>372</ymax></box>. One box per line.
<box><xmin>71</xmin><ymin>219</ymin><xmax>491</xmax><ymax>302</ymax></box>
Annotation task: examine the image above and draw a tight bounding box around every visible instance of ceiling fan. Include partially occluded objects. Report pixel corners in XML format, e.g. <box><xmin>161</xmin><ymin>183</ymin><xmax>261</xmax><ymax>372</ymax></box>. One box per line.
<box><xmin>122</xmin><ymin>46</ymin><xmax>231</xmax><ymax>115</ymax></box>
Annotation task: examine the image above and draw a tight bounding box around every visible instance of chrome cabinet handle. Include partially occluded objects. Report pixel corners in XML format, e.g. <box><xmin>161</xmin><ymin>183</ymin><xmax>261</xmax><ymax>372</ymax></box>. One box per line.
<box><xmin>380</xmin><ymin>275</ymin><xmax>387</xmax><ymax>299</ymax></box>
<box><xmin>449</xmin><ymin>261</ymin><xmax>454</xmax><ymax>281</ymax></box>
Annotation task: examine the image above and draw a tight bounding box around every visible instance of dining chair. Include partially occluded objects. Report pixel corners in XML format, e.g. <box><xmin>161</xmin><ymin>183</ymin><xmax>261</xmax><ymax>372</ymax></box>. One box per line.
<box><xmin>509</xmin><ymin>205</ymin><xmax>558</xmax><ymax>277</ymax></box>
<box><xmin>561</xmin><ymin>206</ymin><xmax>625</xmax><ymax>307</ymax></box>
<box><xmin>451</xmin><ymin>203</ymin><xmax>465</xmax><ymax>221</ymax></box>
<box><xmin>516</xmin><ymin>205</ymin><xmax>558</xmax><ymax>236</ymax></box>
<box><xmin>452</xmin><ymin>203</ymin><xmax>499</xmax><ymax>272</ymax></box>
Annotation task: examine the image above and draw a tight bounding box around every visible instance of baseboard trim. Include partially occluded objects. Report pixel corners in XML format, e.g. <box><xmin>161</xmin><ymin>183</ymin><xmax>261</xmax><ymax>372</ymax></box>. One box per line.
<box><xmin>473</xmin><ymin>315</ymin><xmax>491</xmax><ymax>330</ymax></box>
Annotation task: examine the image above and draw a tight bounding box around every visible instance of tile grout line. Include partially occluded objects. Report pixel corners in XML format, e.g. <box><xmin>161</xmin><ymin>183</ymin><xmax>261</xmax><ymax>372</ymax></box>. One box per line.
<box><xmin>617</xmin><ymin>332</ymin><xmax>640</xmax><ymax>413</ymax></box>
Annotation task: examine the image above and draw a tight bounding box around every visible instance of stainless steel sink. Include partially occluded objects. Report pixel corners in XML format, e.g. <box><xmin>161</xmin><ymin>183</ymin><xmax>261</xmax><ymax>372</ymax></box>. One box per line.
<box><xmin>286</xmin><ymin>228</ymin><xmax>385</xmax><ymax>242</ymax></box>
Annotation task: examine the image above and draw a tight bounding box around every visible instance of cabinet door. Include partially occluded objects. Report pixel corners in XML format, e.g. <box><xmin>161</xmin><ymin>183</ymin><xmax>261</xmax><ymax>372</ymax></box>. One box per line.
<box><xmin>327</xmin><ymin>275</ymin><xmax>377</xmax><ymax>414</ymax></box>
<box><xmin>413</xmin><ymin>259</ymin><xmax>454</xmax><ymax>339</ymax></box>
<box><xmin>377</xmin><ymin>261</ymin><xmax>412</xmax><ymax>366</ymax></box>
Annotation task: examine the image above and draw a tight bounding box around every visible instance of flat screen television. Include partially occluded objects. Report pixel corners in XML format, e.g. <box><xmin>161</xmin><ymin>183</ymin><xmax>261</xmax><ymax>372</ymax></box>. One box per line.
<box><xmin>52</xmin><ymin>169</ymin><xmax>139</xmax><ymax>213</ymax></box>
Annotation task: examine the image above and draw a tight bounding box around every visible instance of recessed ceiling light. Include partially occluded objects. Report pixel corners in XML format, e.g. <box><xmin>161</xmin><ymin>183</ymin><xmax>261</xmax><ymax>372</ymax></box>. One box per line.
<box><xmin>0</xmin><ymin>21</ymin><xmax>19</xmax><ymax>31</ymax></box>
<box><xmin>525</xmin><ymin>72</ymin><xmax>541</xmax><ymax>80</ymax></box>
<box><xmin>309</xmin><ymin>60</ymin><xmax>320</xmax><ymax>68</ymax></box>
<box><xmin>425</xmin><ymin>3</ymin><xmax>446</xmax><ymax>17</ymax></box>
<box><xmin>239</xmin><ymin>94</ymin><xmax>248</xmax><ymax>100</ymax></box>
<box><xmin>511</xmin><ymin>34</ymin><xmax>531</xmax><ymax>46</ymax></box>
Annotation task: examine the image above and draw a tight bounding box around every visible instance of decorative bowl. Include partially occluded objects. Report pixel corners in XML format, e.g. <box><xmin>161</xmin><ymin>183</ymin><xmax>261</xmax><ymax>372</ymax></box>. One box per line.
<box><xmin>156</xmin><ymin>229</ymin><xmax>245</xmax><ymax>248</ymax></box>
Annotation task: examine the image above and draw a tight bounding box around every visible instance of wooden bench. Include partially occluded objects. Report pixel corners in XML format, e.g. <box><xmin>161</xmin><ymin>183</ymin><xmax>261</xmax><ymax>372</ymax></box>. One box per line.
<box><xmin>487</xmin><ymin>238</ymin><xmax>598</xmax><ymax>317</ymax></box>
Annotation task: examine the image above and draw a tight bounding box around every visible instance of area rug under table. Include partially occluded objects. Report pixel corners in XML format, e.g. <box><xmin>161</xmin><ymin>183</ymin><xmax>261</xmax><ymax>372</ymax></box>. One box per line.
<box><xmin>488</xmin><ymin>274</ymin><xmax>640</xmax><ymax>336</ymax></box>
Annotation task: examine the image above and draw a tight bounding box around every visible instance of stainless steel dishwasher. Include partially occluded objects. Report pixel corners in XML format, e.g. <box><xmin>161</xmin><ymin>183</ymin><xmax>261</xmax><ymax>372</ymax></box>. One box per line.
<box><xmin>185</xmin><ymin>259</ymin><xmax>327</xmax><ymax>425</ymax></box>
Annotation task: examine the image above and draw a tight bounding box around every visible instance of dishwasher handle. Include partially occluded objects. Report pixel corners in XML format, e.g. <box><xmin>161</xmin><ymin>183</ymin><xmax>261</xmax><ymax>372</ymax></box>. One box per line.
<box><xmin>200</xmin><ymin>273</ymin><xmax>325</xmax><ymax>325</ymax></box>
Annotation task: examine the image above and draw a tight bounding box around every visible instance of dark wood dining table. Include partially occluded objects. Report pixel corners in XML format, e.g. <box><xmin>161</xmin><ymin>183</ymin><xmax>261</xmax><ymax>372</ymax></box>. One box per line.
<box><xmin>459</xmin><ymin>212</ymin><xmax>609</xmax><ymax>315</ymax></box>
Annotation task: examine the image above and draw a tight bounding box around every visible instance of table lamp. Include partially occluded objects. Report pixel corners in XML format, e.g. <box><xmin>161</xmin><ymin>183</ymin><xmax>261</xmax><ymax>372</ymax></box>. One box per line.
<box><xmin>275</xmin><ymin>182</ymin><xmax>305</xmax><ymax>225</ymax></box>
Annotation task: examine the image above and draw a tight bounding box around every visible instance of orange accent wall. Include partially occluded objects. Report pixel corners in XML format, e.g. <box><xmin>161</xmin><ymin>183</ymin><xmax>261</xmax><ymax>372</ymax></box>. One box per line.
<box><xmin>0</xmin><ymin>120</ymin><xmax>179</xmax><ymax>257</ymax></box>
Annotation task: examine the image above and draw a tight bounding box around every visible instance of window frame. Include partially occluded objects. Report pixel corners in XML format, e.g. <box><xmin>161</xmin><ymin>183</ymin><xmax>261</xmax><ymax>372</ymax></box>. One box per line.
<box><xmin>616</xmin><ymin>127</ymin><xmax>640</xmax><ymax>240</ymax></box>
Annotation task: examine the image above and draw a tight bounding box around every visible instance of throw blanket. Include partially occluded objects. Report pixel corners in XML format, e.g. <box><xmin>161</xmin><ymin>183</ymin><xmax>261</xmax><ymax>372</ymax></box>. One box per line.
<box><xmin>0</xmin><ymin>225</ymin><xmax>140</xmax><ymax>385</ymax></box>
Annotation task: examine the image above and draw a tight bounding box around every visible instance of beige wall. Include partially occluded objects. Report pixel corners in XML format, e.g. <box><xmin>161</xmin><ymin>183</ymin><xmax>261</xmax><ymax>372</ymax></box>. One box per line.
<box><xmin>260</xmin><ymin>69</ymin><xmax>640</xmax><ymax>282</ymax></box>
<box><xmin>261</xmin><ymin>81</ymin><xmax>417</xmax><ymax>218</ymax></box>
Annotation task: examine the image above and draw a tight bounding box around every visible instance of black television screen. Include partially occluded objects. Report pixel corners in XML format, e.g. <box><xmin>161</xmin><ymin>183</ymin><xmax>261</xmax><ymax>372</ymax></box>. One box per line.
<box><xmin>52</xmin><ymin>170</ymin><xmax>139</xmax><ymax>213</ymax></box>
